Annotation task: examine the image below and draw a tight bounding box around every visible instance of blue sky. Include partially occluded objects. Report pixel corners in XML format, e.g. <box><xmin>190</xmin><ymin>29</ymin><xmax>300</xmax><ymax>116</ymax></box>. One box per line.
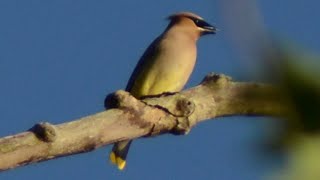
<box><xmin>0</xmin><ymin>1</ymin><xmax>319</xmax><ymax>179</ymax></box>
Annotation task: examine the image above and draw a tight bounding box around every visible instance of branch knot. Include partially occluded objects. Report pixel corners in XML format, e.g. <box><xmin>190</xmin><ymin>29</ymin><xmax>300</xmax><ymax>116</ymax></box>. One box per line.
<box><xmin>201</xmin><ymin>72</ymin><xmax>232</xmax><ymax>87</ymax></box>
<box><xmin>30</xmin><ymin>122</ymin><xmax>57</xmax><ymax>142</ymax></box>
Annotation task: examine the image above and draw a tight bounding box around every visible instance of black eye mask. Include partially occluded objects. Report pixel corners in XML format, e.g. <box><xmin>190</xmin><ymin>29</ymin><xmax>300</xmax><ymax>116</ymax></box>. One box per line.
<box><xmin>189</xmin><ymin>17</ymin><xmax>216</xmax><ymax>32</ymax></box>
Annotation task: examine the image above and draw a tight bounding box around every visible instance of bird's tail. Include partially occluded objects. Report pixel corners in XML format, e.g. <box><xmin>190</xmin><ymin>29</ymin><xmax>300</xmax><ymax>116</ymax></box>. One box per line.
<box><xmin>109</xmin><ymin>140</ymin><xmax>132</xmax><ymax>170</ymax></box>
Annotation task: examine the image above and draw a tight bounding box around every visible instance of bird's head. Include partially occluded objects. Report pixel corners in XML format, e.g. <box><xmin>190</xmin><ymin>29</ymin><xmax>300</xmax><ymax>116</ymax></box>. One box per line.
<box><xmin>167</xmin><ymin>12</ymin><xmax>217</xmax><ymax>36</ymax></box>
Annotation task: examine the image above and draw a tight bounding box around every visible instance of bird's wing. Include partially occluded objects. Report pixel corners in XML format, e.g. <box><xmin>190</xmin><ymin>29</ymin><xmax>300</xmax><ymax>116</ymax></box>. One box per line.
<box><xmin>125</xmin><ymin>36</ymin><xmax>162</xmax><ymax>96</ymax></box>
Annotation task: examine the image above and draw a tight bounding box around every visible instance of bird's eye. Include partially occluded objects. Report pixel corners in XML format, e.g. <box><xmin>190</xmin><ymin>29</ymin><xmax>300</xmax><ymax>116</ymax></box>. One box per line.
<box><xmin>193</xmin><ymin>19</ymin><xmax>200</xmax><ymax>25</ymax></box>
<box><xmin>192</xmin><ymin>18</ymin><xmax>204</xmax><ymax>27</ymax></box>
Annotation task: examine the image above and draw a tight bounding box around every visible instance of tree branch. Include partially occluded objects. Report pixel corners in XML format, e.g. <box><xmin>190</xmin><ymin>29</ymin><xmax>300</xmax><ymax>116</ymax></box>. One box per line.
<box><xmin>0</xmin><ymin>73</ymin><xmax>289</xmax><ymax>171</ymax></box>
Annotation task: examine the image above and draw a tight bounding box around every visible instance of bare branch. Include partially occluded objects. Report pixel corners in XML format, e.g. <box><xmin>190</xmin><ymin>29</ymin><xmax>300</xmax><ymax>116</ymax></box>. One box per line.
<box><xmin>0</xmin><ymin>73</ymin><xmax>289</xmax><ymax>171</ymax></box>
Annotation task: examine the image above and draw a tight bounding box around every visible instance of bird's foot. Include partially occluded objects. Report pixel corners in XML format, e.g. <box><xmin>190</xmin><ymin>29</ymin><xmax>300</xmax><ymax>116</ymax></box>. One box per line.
<box><xmin>171</xmin><ymin>98</ymin><xmax>195</xmax><ymax>135</ymax></box>
<box><xmin>172</xmin><ymin>117</ymin><xmax>191</xmax><ymax>135</ymax></box>
<box><xmin>140</xmin><ymin>91</ymin><xmax>178</xmax><ymax>100</ymax></box>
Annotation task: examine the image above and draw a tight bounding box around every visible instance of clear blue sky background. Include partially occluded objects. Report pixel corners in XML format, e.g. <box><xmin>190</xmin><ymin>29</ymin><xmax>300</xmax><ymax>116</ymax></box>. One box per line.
<box><xmin>0</xmin><ymin>1</ymin><xmax>319</xmax><ymax>179</ymax></box>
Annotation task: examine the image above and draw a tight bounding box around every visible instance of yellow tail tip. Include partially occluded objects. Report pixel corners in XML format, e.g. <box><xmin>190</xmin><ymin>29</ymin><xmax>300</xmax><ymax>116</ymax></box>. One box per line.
<box><xmin>109</xmin><ymin>152</ymin><xmax>126</xmax><ymax>170</ymax></box>
<box><xmin>116</xmin><ymin>157</ymin><xmax>126</xmax><ymax>170</ymax></box>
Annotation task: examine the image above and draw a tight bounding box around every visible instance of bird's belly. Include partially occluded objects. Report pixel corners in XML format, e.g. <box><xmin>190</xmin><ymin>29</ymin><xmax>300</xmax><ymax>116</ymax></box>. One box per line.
<box><xmin>131</xmin><ymin>53</ymin><xmax>196</xmax><ymax>97</ymax></box>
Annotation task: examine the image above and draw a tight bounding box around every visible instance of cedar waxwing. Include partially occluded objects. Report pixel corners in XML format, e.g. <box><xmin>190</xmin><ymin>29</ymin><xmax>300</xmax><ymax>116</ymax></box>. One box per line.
<box><xmin>109</xmin><ymin>12</ymin><xmax>217</xmax><ymax>170</ymax></box>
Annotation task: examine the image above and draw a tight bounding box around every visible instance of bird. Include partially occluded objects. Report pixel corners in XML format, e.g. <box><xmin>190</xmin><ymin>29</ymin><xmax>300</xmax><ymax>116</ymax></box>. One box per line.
<box><xmin>109</xmin><ymin>12</ymin><xmax>217</xmax><ymax>170</ymax></box>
